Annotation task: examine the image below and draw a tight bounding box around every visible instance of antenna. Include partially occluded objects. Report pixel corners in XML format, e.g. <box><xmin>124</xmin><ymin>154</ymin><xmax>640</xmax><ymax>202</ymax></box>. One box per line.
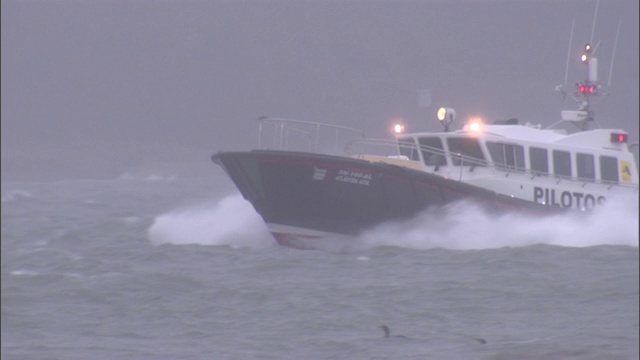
<box><xmin>607</xmin><ymin>20</ymin><xmax>621</xmax><ymax>88</ymax></box>
<box><xmin>563</xmin><ymin>18</ymin><xmax>575</xmax><ymax>89</ymax></box>
<box><xmin>590</xmin><ymin>0</ymin><xmax>600</xmax><ymax>45</ymax></box>
<box><xmin>555</xmin><ymin>18</ymin><xmax>575</xmax><ymax>100</ymax></box>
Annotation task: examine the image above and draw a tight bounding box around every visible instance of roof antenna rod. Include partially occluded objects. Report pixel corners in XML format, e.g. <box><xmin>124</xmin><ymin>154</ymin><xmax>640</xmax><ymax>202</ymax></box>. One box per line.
<box><xmin>607</xmin><ymin>20</ymin><xmax>621</xmax><ymax>88</ymax></box>
<box><xmin>590</xmin><ymin>0</ymin><xmax>599</xmax><ymax>45</ymax></box>
<box><xmin>560</xmin><ymin>18</ymin><xmax>576</xmax><ymax>98</ymax></box>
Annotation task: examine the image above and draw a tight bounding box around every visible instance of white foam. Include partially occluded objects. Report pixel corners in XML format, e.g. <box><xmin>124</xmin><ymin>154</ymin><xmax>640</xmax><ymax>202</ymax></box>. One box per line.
<box><xmin>117</xmin><ymin>172</ymin><xmax>177</xmax><ymax>182</ymax></box>
<box><xmin>146</xmin><ymin>194</ymin><xmax>275</xmax><ymax>248</ymax></box>
<box><xmin>10</xmin><ymin>269</ymin><xmax>38</xmax><ymax>276</ymax></box>
<box><xmin>1</xmin><ymin>189</ymin><xmax>33</xmax><ymax>203</ymax></box>
<box><xmin>122</xmin><ymin>216</ymin><xmax>142</xmax><ymax>224</ymax></box>
<box><xmin>146</xmin><ymin>192</ymin><xmax>637</xmax><ymax>251</ymax></box>
<box><xmin>360</xmin><ymin>195</ymin><xmax>639</xmax><ymax>250</ymax></box>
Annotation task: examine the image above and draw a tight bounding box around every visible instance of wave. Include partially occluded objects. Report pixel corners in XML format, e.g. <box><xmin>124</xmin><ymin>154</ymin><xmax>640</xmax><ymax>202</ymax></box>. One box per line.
<box><xmin>1</xmin><ymin>189</ymin><xmax>33</xmax><ymax>203</ymax></box>
<box><xmin>146</xmin><ymin>194</ymin><xmax>275</xmax><ymax>248</ymax></box>
<box><xmin>10</xmin><ymin>269</ymin><xmax>39</xmax><ymax>277</ymax></box>
<box><xmin>146</xmin><ymin>192</ymin><xmax>638</xmax><ymax>251</ymax></box>
<box><xmin>359</xmin><ymin>195</ymin><xmax>639</xmax><ymax>250</ymax></box>
<box><xmin>9</xmin><ymin>269</ymin><xmax>125</xmax><ymax>280</ymax></box>
<box><xmin>117</xmin><ymin>172</ymin><xmax>177</xmax><ymax>182</ymax></box>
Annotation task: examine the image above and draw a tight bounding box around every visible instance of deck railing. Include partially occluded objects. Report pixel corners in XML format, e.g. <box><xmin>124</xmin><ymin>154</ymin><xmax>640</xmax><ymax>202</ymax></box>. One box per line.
<box><xmin>254</xmin><ymin>117</ymin><xmax>638</xmax><ymax>190</ymax></box>
<box><xmin>256</xmin><ymin>117</ymin><xmax>365</xmax><ymax>153</ymax></box>
<box><xmin>346</xmin><ymin>137</ymin><xmax>638</xmax><ymax>190</ymax></box>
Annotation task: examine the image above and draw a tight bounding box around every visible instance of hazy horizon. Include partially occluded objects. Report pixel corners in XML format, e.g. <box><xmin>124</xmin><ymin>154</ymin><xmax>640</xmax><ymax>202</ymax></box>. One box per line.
<box><xmin>2</xmin><ymin>0</ymin><xmax>638</xmax><ymax>181</ymax></box>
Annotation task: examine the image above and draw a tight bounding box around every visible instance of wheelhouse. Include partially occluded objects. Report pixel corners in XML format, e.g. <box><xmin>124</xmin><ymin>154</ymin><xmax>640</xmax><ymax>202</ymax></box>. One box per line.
<box><xmin>396</xmin><ymin>124</ymin><xmax>638</xmax><ymax>187</ymax></box>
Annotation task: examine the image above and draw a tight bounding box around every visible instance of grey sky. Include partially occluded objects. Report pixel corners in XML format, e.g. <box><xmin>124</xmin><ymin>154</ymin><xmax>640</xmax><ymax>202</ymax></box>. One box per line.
<box><xmin>2</xmin><ymin>0</ymin><xmax>638</xmax><ymax>181</ymax></box>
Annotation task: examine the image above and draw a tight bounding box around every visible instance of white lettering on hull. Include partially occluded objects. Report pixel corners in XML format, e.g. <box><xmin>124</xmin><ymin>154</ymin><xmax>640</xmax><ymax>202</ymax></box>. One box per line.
<box><xmin>334</xmin><ymin>169</ymin><xmax>371</xmax><ymax>186</ymax></box>
<box><xmin>533</xmin><ymin>186</ymin><xmax>605</xmax><ymax>209</ymax></box>
<box><xmin>313</xmin><ymin>167</ymin><xmax>327</xmax><ymax>181</ymax></box>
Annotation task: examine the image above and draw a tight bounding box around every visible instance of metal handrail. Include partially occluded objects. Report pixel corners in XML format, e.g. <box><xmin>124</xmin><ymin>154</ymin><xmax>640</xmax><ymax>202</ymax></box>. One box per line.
<box><xmin>344</xmin><ymin>137</ymin><xmax>402</xmax><ymax>156</ymax></box>
<box><xmin>346</xmin><ymin>137</ymin><xmax>489</xmax><ymax>168</ymax></box>
<box><xmin>346</xmin><ymin>137</ymin><xmax>638</xmax><ymax>189</ymax></box>
<box><xmin>257</xmin><ymin>117</ymin><xmax>366</xmax><ymax>152</ymax></box>
<box><xmin>254</xmin><ymin>117</ymin><xmax>638</xmax><ymax>190</ymax></box>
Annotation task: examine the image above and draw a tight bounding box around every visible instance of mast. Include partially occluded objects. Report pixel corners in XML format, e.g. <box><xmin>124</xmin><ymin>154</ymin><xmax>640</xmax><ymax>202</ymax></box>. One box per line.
<box><xmin>556</xmin><ymin>42</ymin><xmax>601</xmax><ymax>131</ymax></box>
<box><xmin>555</xmin><ymin>0</ymin><xmax>619</xmax><ymax>131</ymax></box>
<box><xmin>566</xmin><ymin>42</ymin><xmax>600</xmax><ymax>131</ymax></box>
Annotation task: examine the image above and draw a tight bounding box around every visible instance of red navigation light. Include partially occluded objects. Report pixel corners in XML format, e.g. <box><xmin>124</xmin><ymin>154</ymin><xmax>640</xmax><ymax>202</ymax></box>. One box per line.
<box><xmin>578</xmin><ymin>84</ymin><xmax>596</xmax><ymax>95</ymax></box>
<box><xmin>610</xmin><ymin>133</ymin><xmax>628</xmax><ymax>143</ymax></box>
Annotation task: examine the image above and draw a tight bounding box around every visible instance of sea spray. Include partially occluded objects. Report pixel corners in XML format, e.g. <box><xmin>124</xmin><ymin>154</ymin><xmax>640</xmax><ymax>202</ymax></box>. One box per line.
<box><xmin>147</xmin><ymin>194</ymin><xmax>274</xmax><ymax>248</ymax></box>
<box><xmin>360</xmin><ymin>195</ymin><xmax>638</xmax><ymax>250</ymax></box>
<box><xmin>147</xmin><ymin>192</ymin><xmax>638</xmax><ymax>250</ymax></box>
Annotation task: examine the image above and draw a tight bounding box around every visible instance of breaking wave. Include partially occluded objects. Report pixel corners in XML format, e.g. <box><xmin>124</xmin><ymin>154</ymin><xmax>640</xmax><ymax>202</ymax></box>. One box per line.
<box><xmin>1</xmin><ymin>189</ymin><xmax>33</xmax><ymax>203</ymax></box>
<box><xmin>360</xmin><ymin>195</ymin><xmax>639</xmax><ymax>250</ymax></box>
<box><xmin>117</xmin><ymin>172</ymin><xmax>177</xmax><ymax>182</ymax></box>
<box><xmin>147</xmin><ymin>192</ymin><xmax>638</xmax><ymax>251</ymax></box>
<box><xmin>146</xmin><ymin>194</ymin><xmax>274</xmax><ymax>248</ymax></box>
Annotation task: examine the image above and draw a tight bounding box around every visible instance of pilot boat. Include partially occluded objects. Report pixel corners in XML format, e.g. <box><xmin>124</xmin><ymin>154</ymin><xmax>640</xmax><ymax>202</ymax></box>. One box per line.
<box><xmin>212</xmin><ymin>38</ymin><xmax>638</xmax><ymax>250</ymax></box>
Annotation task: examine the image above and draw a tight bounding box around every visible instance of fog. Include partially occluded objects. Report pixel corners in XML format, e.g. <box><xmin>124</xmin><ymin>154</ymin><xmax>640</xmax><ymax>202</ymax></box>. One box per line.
<box><xmin>2</xmin><ymin>0</ymin><xmax>638</xmax><ymax>181</ymax></box>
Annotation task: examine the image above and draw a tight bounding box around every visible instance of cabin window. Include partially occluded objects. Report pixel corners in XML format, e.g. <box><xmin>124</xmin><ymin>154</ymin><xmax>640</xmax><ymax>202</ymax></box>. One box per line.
<box><xmin>486</xmin><ymin>142</ymin><xmax>525</xmax><ymax>172</ymax></box>
<box><xmin>397</xmin><ymin>138</ymin><xmax>420</xmax><ymax>161</ymax></box>
<box><xmin>446</xmin><ymin>138</ymin><xmax>486</xmax><ymax>166</ymax></box>
<box><xmin>576</xmin><ymin>153</ymin><xmax>595</xmax><ymax>180</ymax></box>
<box><xmin>599</xmin><ymin>155</ymin><xmax>619</xmax><ymax>182</ymax></box>
<box><xmin>529</xmin><ymin>147</ymin><xmax>548</xmax><ymax>176</ymax></box>
<box><xmin>418</xmin><ymin>137</ymin><xmax>446</xmax><ymax>167</ymax></box>
<box><xmin>552</xmin><ymin>150</ymin><xmax>572</xmax><ymax>178</ymax></box>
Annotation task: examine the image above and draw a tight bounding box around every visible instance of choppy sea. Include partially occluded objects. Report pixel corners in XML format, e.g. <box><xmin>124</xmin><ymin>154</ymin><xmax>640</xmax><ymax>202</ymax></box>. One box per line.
<box><xmin>2</xmin><ymin>172</ymin><xmax>638</xmax><ymax>360</ymax></box>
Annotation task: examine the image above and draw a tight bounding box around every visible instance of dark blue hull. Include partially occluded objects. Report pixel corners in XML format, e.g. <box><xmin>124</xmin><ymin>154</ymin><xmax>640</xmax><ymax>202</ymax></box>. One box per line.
<box><xmin>212</xmin><ymin>150</ymin><xmax>560</xmax><ymax>248</ymax></box>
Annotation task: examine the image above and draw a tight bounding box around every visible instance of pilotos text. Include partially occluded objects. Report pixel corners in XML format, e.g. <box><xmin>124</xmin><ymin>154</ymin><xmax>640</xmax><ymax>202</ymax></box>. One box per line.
<box><xmin>533</xmin><ymin>186</ymin><xmax>605</xmax><ymax>209</ymax></box>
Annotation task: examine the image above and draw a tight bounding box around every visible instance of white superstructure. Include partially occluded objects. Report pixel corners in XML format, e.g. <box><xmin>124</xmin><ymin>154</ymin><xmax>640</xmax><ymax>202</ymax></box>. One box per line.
<box><xmin>393</xmin><ymin>120</ymin><xmax>637</xmax><ymax>210</ymax></box>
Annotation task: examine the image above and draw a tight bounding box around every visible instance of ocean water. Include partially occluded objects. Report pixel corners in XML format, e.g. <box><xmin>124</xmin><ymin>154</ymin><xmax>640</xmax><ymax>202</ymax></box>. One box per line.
<box><xmin>1</xmin><ymin>173</ymin><xmax>638</xmax><ymax>360</ymax></box>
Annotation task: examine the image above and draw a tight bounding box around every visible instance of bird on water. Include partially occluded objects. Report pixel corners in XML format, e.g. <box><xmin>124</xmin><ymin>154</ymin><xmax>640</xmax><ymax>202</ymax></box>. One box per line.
<box><xmin>379</xmin><ymin>324</ymin><xmax>486</xmax><ymax>344</ymax></box>
<box><xmin>380</xmin><ymin>325</ymin><xmax>406</xmax><ymax>338</ymax></box>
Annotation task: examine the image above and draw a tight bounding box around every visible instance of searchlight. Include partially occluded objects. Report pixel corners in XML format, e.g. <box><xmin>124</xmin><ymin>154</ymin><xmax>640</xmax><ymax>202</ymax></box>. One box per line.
<box><xmin>436</xmin><ymin>107</ymin><xmax>456</xmax><ymax>132</ymax></box>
